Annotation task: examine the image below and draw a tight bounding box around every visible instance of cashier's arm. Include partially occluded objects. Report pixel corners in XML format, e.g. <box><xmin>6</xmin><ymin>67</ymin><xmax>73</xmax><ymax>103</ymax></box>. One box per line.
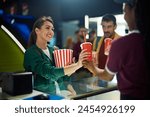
<box><xmin>95</xmin><ymin>67</ymin><xmax>114</xmax><ymax>81</ymax></box>
<box><xmin>83</xmin><ymin>61</ymin><xmax>114</xmax><ymax>81</ymax></box>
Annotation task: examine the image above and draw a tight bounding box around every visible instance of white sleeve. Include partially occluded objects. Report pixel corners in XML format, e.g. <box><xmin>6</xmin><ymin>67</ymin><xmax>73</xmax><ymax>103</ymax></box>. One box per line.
<box><xmin>105</xmin><ymin>64</ymin><xmax>117</xmax><ymax>75</ymax></box>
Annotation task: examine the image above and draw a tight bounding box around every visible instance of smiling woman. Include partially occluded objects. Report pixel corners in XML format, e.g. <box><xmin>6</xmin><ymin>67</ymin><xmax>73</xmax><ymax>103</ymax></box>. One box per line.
<box><xmin>23</xmin><ymin>16</ymin><xmax>89</xmax><ymax>96</ymax></box>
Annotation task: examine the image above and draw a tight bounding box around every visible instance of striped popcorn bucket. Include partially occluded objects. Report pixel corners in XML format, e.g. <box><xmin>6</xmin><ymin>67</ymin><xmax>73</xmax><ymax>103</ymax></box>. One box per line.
<box><xmin>53</xmin><ymin>49</ymin><xmax>73</xmax><ymax>68</ymax></box>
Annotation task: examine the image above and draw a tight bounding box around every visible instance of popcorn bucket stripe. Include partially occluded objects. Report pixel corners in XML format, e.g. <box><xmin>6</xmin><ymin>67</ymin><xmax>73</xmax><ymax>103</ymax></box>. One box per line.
<box><xmin>64</xmin><ymin>49</ymin><xmax>66</xmax><ymax>66</ymax></box>
<box><xmin>59</xmin><ymin>50</ymin><xmax>62</xmax><ymax>67</ymax></box>
<box><xmin>66</xmin><ymin>49</ymin><xmax>69</xmax><ymax>66</ymax></box>
<box><xmin>69</xmin><ymin>50</ymin><xmax>71</xmax><ymax>64</ymax></box>
<box><xmin>57</xmin><ymin>50</ymin><xmax>60</xmax><ymax>67</ymax></box>
<box><xmin>70</xmin><ymin>50</ymin><xmax>73</xmax><ymax>64</ymax></box>
<box><xmin>53</xmin><ymin>51</ymin><xmax>57</xmax><ymax>67</ymax></box>
<box><xmin>67</xmin><ymin>50</ymin><xmax>70</xmax><ymax>65</ymax></box>
<box><xmin>57</xmin><ymin>50</ymin><xmax>61</xmax><ymax>67</ymax></box>
<box><xmin>61</xmin><ymin>50</ymin><xmax>65</xmax><ymax>67</ymax></box>
<box><xmin>55</xmin><ymin>50</ymin><xmax>59</xmax><ymax>67</ymax></box>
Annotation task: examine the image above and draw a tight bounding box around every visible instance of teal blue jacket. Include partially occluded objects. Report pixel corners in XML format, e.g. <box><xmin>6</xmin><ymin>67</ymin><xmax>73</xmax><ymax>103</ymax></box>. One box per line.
<box><xmin>24</xmin><ymin>45</ymin><xmax>70</xmax><ymax>94</ymax></box>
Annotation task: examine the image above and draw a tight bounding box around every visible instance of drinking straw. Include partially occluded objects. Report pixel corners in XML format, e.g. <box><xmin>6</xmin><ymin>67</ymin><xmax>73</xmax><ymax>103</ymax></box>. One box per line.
<box><xmin>83</xmin><ymin>32</ymin><xmax>86</xmax><ymax>42</ymax></box>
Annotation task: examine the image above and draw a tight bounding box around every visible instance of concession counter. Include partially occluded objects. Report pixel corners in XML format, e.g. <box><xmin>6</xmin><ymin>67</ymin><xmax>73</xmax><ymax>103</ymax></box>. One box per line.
<box><xmin>0</xmin><ymin>75</ymin><xmax>119</xmax><ymax>100</ymax></box>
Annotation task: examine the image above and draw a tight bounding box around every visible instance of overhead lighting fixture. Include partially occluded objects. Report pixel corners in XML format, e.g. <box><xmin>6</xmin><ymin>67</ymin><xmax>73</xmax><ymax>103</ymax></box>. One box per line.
<box><xmin>84</xmin><ymin>15</ymin><xmax>89</xmax><ymax>39</ymax></box>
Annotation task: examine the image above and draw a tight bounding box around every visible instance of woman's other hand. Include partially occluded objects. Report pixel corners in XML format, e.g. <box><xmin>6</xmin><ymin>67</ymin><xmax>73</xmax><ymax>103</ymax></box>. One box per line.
<box><xmin>67</xmin><ymin>84</ymin><xmax>76</xmax><ymax>96</ymax></box>
<box><xmin>77</xmin><ymin>49</ymin><xmax>90</xmax><ymax>67</ymax></box>
<box><xmin>82</xmin><ymin>60</ymin><xmax>96</xmax><ymax>75</ymax></box>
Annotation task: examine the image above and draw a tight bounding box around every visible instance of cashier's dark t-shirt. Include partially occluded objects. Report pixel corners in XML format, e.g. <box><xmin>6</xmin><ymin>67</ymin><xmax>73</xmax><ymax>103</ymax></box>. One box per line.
<box><xmin>106</xmin><ymin>32</ymin><xmax>150</xmax><ymax>99</ymax></box>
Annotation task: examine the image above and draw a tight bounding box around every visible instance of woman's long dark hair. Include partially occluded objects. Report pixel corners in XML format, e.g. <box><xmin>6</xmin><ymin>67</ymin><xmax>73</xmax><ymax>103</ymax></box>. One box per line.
<box><xmin>135</xmin><ymin>0</ymin><xmax>150</xmax><ymax>71</ymax></box>
<box><xmin>28</xmin><ymin>16</ymin><xmax>54</xmax><ymax>48</ymax></box>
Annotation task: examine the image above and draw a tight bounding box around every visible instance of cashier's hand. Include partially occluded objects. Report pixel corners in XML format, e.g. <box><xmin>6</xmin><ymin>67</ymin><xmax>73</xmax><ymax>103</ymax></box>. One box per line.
<box><xmin>82</xmin><ymin>60</ymin><xmax>96</xmax><ymax>75</ymax></box>
<box><xmin>77</xmin><ymin>50</ymin><xmax>90</xmax><ymax>68</ymax></box>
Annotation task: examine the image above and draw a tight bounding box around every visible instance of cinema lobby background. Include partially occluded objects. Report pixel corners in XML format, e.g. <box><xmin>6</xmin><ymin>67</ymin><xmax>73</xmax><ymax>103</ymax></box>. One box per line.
<box><xmin>0</xmin><ymin>0</ymin><xmax>125</xmax><ymax>100</ymax></box>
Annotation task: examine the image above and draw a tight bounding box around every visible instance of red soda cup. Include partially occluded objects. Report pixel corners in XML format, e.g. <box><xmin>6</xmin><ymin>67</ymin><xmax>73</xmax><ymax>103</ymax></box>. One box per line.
<box><xmin>80</xmin><ymin>42</ymin><xmax>92</xmax><ymax>61</ymax></box>
<box><xmin>104</xmin><ymin>38</ymin><xmax>112</xmax><ymax>55</ymax></box>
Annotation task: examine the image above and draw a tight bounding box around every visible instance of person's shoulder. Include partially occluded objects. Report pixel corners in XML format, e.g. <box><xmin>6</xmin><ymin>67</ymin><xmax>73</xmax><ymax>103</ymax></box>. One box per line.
<box><xmin>112</xmin><ymin>33</ymin><xmax>136</xmax><ymax>45</ymax></box>
<box><xmin>25</xmin><ymin>45</ymin><xmax>40</xmax><ymax>56</ymax></box>
<box><xmin>112</xmin><ymin>33</ymin><xmax>121</xmax><ymax>41</ymax></box>
<box><xmin>112</xmin><ymin>35</ymin><xmax>127</xmax><ymax>47</ymax></box>
<box><xmin>119</xmin><ymin>33</ymin><xmax>140</xmax><ymax>40</ymax></box>
<box><xmin>128</xmin><ymin>32</ymin><xmax>142</xmax><ymax>37</ymax></box>
<box><xmin>25</xmin><ymin>45</ymin><xmax>35</xmax><ymax>52</ymax></box>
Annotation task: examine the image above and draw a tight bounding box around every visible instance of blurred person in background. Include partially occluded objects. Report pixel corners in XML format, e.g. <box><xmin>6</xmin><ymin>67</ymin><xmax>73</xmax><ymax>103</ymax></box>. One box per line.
<box><xmin>21</xmin><ymin>2</ymin><xmax>29</xmax><ymax>16</ymax></box>
<box><xmin>73</xmin><ymin>27</ymin><xmax>88</xmax><ymax>62</ymax></box>
<box><xmin>64</xmin><ymin>36</ymin><xmax>74</xmax><ymax>49</ymax></box>
<box><xmin>88</xmin><ymin>29</ymin><xmax>97</xmax><ymax>44</ymax></box>
<box><xmin>10</xmin><ymin>2</ymin><xmax>17</xmax><ymax>15</ymax></box>
<box><xmin>24</xmin><ymin>16</ymin><xmax>89</xmax><ymax>96</ymax></box>
<box><xmin>83</xmin><ymin>0</ymin><xmax>150</xmax><ymax>100</ymax></box>
<box><xmin>93</xmin><ymin>14</ymin><xmax>121</xmax><ymax>69</ymax></box>
<box><xmin>71</xmin><ymin>27</ymin><xmax>93</xmax><ymax>94</ymax></box>
<box><xmin>92</xmin><ymin>14</ymin><xmax>121</xmax><ymax>87</ymax></box>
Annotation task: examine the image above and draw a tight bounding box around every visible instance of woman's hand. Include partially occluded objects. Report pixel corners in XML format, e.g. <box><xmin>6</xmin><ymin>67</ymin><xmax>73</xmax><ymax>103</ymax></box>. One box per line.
<box><xmin>64</xmin><ymin>50</ymin><xmax>90</xmax><ymax>75</ymax></box>
<box><xmin>67</xmin><ymin>84</ymin><xmax>76</xmax><ymax>96</ymax></box>
<box><xmin>77</xmin><ymin>49</ymin><xmax>90</xmax><ymax>67</ymax></box>
<box><xmin>54</xmin><ymin>46</ymin><xmax>59</xmax><ymax>50</ymax></box>
<box><xmin>82</xmin><ymin>60</ymin><xmax>96</xmax><ymax>75</ymax></box>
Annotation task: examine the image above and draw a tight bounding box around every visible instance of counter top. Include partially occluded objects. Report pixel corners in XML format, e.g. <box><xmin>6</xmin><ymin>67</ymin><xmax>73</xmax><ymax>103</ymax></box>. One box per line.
<box><xmin>0</xmin><ymin>75</ymin><xmax>118</xmax><ymax>100</ymax></box>
<box><xmin>0</xmin><ymin>88</ymin><xmax>45</xmax><ymax>100</ymax></box>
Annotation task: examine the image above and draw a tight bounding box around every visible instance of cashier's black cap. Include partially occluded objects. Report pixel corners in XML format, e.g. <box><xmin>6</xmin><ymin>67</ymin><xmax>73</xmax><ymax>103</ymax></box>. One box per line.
<box><xmin>114</xmin><ymin>0</ymin><xmax>136</xmax><ymax>7</ymax></box>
